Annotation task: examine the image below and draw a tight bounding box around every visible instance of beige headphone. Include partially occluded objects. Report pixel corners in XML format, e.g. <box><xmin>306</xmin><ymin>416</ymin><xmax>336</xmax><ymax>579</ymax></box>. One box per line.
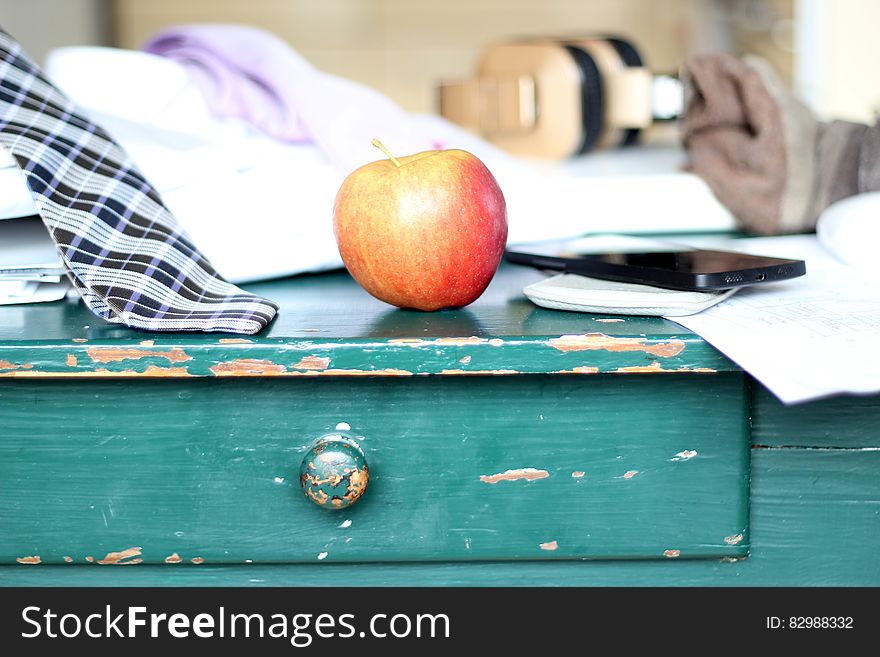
<box><xmin>439</xmin><ymin>36</ymin><xmax>680</xmax><ymax>159</ymax></box>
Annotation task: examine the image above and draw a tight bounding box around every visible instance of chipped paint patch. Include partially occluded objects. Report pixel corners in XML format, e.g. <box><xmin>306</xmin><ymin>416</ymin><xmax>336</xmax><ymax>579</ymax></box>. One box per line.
<box><xmin>615</xmin><ymin>362</ymin><xmax>666</xmax><ymax>373</ymax></box>
<box><xmin>85</xmin><ymin>556</ymin><xmax>94</xmax><ymax>563</ymax></box>
<box><xmin>63</xmin><ymin>556</ymin><xmax>73</xmax><ymax>563</ymax></box>
<box><xmin>434</xmin><ymin>336</ymin><xmax>486</xmax><ymax>346</ymax></box>
<box><xmin>139</xmin><ymin>340</ymin><xmax>155</xmax><ymax>346</ymax></box>
<box><xmin>219</xmin><ymin>338</ymin><xmax>252</xmax><ymax>344</ymax></box>
<box><xmin>664</xmin><ymin>549</ymin><xmax>681</xmax><ymax>558</ymax></box>
<box><xmin>339</xmin><ymin>519</ymin><xmax>352</xmax><ymax>529</ymax></box>
<box><xmin>88</xmin><ymin>347</ymin><xmax>192</xmax><ymax>364</ymax></box>
<box><xmin>209</xmin><ymin>360</ymin><xmax>413</xmax><ymax>377</ymax></box>
<box><xmin>554</xmin><ymin>366</ymin><xmax>600</xmax><ymax>374</ymax></box>
<box><xmin>16</xmin><ymin>555</ymin><xmax>41</xmax><ymax>564</ymax></box>
<box><xmin>622</xmin><ymin>470</ymin><xmax>639</xmax><ymax>479</ymax></box>
<box><xmin>335</xmin><ymin>421</ymin><xmax>351</xmax><ymax>431</ymax></box>
<box><xmin>286</xmin><ymin>368</ymin><xmax>413</xmax><ymax>377</ymax></box>
<box><xmin>317</xmin><ymin>552</ymin><xmax>328</xmax><ymax>560</ymax></box>
<box><xmin>344</xmin><ymin>467</ymin><xmax>369</xmax><ymax>506</ymax></box>
<box><xmin>724</xmin><ymin>533</ymin><xmax>744</xmax><ymax>546</ymax></box>
<box><xmin>671</xmin><ymin>450</ymin><xmax>698</xmax><ymax>461</ymax></box>
<box><xmin>72</xmin><ymin>338</ymin><xmax>88</xmax><ymax>343</ymax></box>
<box><xmin>306</xmin><ymin>487</ymin><xmax>329</xmax><ymax>506</ymax></box>
<box><xmin>539</xmin><ymin>540</ymin><xmax>558</xmax><ymax>551</ymax></box>
<box><xmin>98</xmin><ymin>547</ymin><xmax>142</xmax><ymax>565</ymax></box>
<box><xmin>165</xmin><ymin>553</ymin><xmax>182</xmax><ymax>564</ymax></box>
<box><xmin>387</xmin><ymin>337</ymin><xmax>486</xmax><ymax>348</ymax></box>
<box><xmin>210</xmin><ymin>358</ymin><xmax>287</xmax><ymax>376</ymax></box>
<box><xmin>191</xmin><ymin>557</ymin><xmax>205</xmax><ymax>564</ymax></box>
<box><xmin>273</xmin><ymin>476</ymin><xmax>285</xmax><ymax>484</ymax></box>
<box><xmin>321</xmin><ymin>368</ymin><xmax>412</xmax><ymax>377</ymax></box>
<box><xmin>548</xmin><ymin>333</ymin><xmax>685</xmax><ymax>358</ymax></box>
<box><xmin>390</xmin><ymin>336</ymin><xmax>501</xmax><ymax>348</ymax></box>
<box><xmin>0</xmin><ymin>360</ymin><xmax>32</xmax><ymax>371</ymax></box>
<box><xmin>66</xmin><ymin>354</ymin><xmax>77</xmax><ymax>367</ymax></box>
<box><xmin>104</xmin><ymin>365</ymin><xmax>191</xmax><ymax>378</ymax></box>
<box><xmin>458</xmin><ymin>355</ymin><xmax>472</xmax><ymax>365</ymax></box>
<box><xmin>0</xmin><ymin>365</ymin><xmax>191</xmax><ymax>378</ymax></box>
<box><xmin>480</xmin><ymin>468</ymin><xmax>550</xmax><ymax>484</ymax></box>
<box><xmin>292</xmin><ymin>355</ymin><xmax>331</xmax><ymax>370</ymax></box>
<box><xmin>439</xmin><ymin>369</ymin><xmax>519</xmax><ymax>376</ymax></box>
<box><xmin>614</xmin><ymin>362</ymin><xmax>717</xmax><ymax>374</ymax></box>
<box><xmin>595</xmin><ymin>318</ymin><xmax>625</xmax><ymax>323</ymax></box>
<box><xmin>571</xmin><ymin>471</ymin><xmax>586</xmax><ymax>478</ymax></box>
<box><xmin>89</xmin><ymin>365</ymin><xmax>191</xmax><ymax>378</ymax></box>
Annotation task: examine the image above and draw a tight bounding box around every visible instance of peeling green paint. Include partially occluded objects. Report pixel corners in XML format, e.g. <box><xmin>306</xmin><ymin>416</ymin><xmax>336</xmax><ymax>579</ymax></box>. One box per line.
<box><xmin>0</xmin><ymin>266</ymin><xmax>734</xmax><ymax>379</ymax></box>
<box><xmin>0</xmin><ymin>333</ymin><xmax>732</xmax><ymax>379</ymax></box>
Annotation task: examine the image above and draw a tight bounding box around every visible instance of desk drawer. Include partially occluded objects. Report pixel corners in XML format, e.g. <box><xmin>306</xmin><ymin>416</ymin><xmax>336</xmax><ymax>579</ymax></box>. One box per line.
<box><xmin>0</xmin><ymin>373</ymin><xmax>749</xmax><ymax>565</ymax></box>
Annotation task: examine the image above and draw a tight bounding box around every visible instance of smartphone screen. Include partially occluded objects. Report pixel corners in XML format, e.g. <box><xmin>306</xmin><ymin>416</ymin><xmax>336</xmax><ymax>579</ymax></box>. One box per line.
<box><xmin>505</xmin><ymin>236</ymin><xmax>806</xmax><ymax>291</ymax></box>
<box><xmin>565</xmin><ymin>249</ymin><xmax>790</xmax><ymax>273</ymax></box>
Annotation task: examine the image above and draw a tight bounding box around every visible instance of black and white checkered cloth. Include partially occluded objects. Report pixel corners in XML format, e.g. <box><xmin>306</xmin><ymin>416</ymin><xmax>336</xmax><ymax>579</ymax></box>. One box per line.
<box><xmin>0</xmin><ymin>29</ymin><xmax>278</xmax><ymax>333</ymax></box>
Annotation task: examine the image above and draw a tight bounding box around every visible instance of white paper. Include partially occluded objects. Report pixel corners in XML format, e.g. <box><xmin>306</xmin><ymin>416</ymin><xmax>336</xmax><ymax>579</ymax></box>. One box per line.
<box><xmin>0</xmin><ymin>218</ymin><xmax>64</xmax><ymax>273</ymax></box>
<box><xmin>0</xmin><ymin>161</ymin><xmax>36</xmax><ymax>220</ymax></box>
<box><xmin>669</xmin><ymin>235</ymin><xmax>880</xmax><ymax>404</ymax></box>
<box><xmin>0</xmin><ymin>219</ymin><xmax>68</xmax><ymax>304</ymax></box>
<box><xmin>0</xmin><ymin>279</ymin><xmax>70</xmax><ymax>305</ymax></box>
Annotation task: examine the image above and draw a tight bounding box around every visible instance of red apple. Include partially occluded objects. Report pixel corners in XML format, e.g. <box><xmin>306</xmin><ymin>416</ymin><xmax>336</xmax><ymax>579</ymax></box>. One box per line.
<box><xmin>332</xmin><ymin>140</ymin><xmax>507</xmax><ymax>311</ymax></box>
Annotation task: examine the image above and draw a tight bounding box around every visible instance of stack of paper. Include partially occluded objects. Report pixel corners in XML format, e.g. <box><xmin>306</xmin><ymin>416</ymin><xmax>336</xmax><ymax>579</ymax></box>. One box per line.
<box><xmin>0</xmin><ymin>216</ymin><xmax>69</xmax><ymax>305</ymax></box>
<box><xmin>670</xmin><ymin>234</ymin><xmax>880</xmax><ymax>404</ymax></box>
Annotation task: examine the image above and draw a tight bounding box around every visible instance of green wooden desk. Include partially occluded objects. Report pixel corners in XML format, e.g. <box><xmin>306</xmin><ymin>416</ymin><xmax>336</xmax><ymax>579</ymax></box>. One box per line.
<box><xmin>0</xmin><ymin>264</ymin><xmax>877</xmax><ymax>586</ymax></box>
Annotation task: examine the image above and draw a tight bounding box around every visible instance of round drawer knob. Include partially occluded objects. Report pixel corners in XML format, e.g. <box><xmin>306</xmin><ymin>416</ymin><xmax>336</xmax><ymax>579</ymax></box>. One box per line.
<box><xmin>299</xmin><ymin>434</ymin><xmax>369</xmax><ymax>510</ymax></box>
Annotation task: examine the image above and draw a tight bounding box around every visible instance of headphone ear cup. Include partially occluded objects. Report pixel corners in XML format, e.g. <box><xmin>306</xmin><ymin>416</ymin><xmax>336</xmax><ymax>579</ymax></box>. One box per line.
<box><xmin>562</xmin><ymin>45</ymin><xmax>605</xmax><ymax>155</ymax></box>
<box><xmin>603</xmin><ymin>36</ymin><xmax>645</xmax><ymax>146</ymax></box>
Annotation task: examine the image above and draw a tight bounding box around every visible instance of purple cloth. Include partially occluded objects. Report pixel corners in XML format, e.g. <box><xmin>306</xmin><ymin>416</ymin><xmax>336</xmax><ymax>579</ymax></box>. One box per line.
<box><xmin>144</xmin><ymin>24</ymin><xmax>312</xmax><ymax>143</ymax></box>
<box><xmin>143</xmin><ymin>24</ymin><xmax>455</xmax><ymax>173</ymax></box>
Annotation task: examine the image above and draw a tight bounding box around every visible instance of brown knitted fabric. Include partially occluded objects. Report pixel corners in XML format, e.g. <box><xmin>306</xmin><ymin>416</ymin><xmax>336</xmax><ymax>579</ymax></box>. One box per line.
<box><xmin>860</xmin><ymin>123</ymin><xmax>880</xmax><ymax>192</ymax></box>
<box><xmin>681</xmin><ymin>53</ymin><xmax>791</xmax><ymax>235</ymax></box>
<box><xmin>682</xmin><ymin>53</ymin><xmax>880</xmax><ymax>235</ymax></box>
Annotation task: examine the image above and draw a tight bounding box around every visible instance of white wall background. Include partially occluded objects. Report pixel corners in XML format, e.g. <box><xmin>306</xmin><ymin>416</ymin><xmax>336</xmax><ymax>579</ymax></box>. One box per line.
<box><xmin>1</xmin><ymin>0</ymin><xmax>876</xmax><ymax>123</ymax></box>
<box><xmin>795</xmin><ymin>0</ymin><xmax>880</xmax><ymax>122</ymax></box>
<box><xmin>0</xmin><ymin>0</ymin><xmax>111</xmax><ymax>65</ymax></box>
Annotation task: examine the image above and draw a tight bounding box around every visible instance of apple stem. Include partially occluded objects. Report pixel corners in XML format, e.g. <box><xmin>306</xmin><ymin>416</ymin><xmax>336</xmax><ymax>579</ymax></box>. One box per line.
<box><xmin>372</xmin><ymin>138</ymin><xmax>402</xmax><ymax>168</ymax></box>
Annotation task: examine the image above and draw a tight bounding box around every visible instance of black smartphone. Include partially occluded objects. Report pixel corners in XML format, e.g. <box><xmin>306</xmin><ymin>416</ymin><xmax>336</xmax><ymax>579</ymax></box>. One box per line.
<box><xmin>505</xmin><ymin>239</ymin><xmax>806</xmax><ymax>291</ymax></box>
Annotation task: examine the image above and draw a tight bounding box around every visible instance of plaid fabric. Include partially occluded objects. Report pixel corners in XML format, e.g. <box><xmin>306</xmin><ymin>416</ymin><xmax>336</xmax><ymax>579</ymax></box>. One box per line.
<box><xmin>0</xmin><ymin>29</ymin><xmax>278</xmax><ymax>333</ymax></box>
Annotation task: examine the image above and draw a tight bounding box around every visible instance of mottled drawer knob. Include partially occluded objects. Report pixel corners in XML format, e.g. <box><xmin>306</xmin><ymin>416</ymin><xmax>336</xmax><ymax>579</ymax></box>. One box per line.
<box><xmin>299</xmin><ymin>434</ymin><xmax>369</xmax><ymax>510</ymax></box>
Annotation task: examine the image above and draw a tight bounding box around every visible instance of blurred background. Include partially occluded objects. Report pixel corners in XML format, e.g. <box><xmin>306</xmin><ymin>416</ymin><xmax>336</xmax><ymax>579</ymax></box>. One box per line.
<box><xmin>0</xmin><ymin>0</ymin><xmax>877</xmax><ymax>122</ymax></box>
